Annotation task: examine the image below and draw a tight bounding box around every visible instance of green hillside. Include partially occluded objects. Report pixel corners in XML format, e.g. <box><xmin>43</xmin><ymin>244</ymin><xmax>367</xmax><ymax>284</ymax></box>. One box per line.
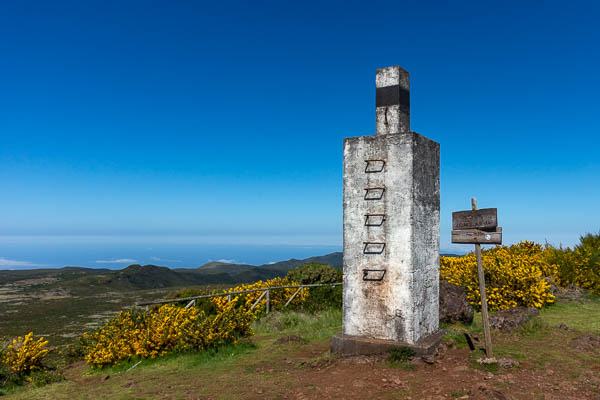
<box><xmin>258</xmin><ymin>252</ymin><xmax>342</xmax><ymax>273</ymax></box>
<box><xmin>0</xmin><ymin>253</ymin><xmax>343</xmax><ymax>293</ymax></box>
<box><xmin>177</xmin><ymin>252</ymin><xmax>343</xmax><ymax>283</ymax></box>
<box><xmin>175</xmin><ymin>261</ymin><xmax>255</xmax><ymax>275</ymax></box>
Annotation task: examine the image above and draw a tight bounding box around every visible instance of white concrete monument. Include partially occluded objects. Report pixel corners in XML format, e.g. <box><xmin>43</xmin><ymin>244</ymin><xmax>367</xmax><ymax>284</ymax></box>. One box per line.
<box><xmin>331</xmin><ymin>66</ymin><xmax>441</xmax><ymax>356</ymax></box>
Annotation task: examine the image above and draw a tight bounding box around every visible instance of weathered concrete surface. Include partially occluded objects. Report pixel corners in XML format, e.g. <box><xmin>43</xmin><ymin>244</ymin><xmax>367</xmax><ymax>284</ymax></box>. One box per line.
<box><xmin>330</xmin><ymin>330</ymin><xmax>443</xmax><ymax>357</ymax></box>
<box><xmin>376</xmin><ymin>66</ymin><xmax>410</xmax><ymax>135</ymax></box>
<box><xmin>342</xmin><ymin>131</ymin><xmax>440</xmax><ymax>345</ymax></box>
<box><xmin>335</xmin><ymin>65</ymin><xmax>440</xmax><ymax>357</ymax></box>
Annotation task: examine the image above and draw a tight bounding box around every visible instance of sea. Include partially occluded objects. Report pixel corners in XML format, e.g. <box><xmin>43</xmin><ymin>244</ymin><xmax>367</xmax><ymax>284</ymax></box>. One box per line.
<box><xmin>0</xmin><ymin>235</ymin><xmax>342</xmax><ymax>270</ymax></box>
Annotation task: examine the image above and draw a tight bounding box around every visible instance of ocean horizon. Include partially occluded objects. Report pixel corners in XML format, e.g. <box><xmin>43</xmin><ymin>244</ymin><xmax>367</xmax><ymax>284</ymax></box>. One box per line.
<box><xmin>0</xmin><ymin>235</ymin><xmax>343</xmax><ymax>270</ymax></box>
<box><xmin>0</xmin><ymin>234</ymin><xmax>471</xmax><ymax>271</ymax></box>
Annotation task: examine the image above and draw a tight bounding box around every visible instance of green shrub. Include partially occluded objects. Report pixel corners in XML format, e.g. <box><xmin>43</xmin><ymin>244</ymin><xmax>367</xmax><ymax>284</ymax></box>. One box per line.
<box><xmin>388</xmin><ymin>347</ymin><xmax>416</xmax><ymax>370</ymax></box>
<box><xmin>545</xmin><ymin>232</ymin><xmax>600</xmax><ymax>295</ymax></box>
<box><xmin>0</xmin><ymin>359</ymin><xmax>7</xmax><ymax>390</ymax></box>
<box><xmin>388</xmin><ymin>346</ymin><xmax>415</xmax><ymax>362</ymax></box>
<box><xmin>286</xmin><ymin>263</ymin><xmax>342</xmax><ymax>312</ymax></box>
<box><xmin>286</xmin><ymin>263</ymin><xmax>342</xmax><ymax>284</ymax></box>
<box><xmin>544</xmin><ymin>245</ymin><xmax>577</xmax><ymax>283</ymax></box>
<box><xmin>298</xmin><ymin>285</ymin><xmax>343</xmax><ymax>313</ymax></box>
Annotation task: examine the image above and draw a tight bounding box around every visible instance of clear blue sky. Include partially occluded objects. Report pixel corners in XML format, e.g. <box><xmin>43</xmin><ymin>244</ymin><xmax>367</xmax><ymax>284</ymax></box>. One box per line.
<box><xmin>1</xmin><ymin>0</ymin><xmax>599</xmax><ymax>258</ymax></box>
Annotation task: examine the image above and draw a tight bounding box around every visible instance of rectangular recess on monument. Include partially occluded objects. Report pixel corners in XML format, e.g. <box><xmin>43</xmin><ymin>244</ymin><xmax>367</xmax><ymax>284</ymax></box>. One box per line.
<box><xmin>362</xmin><ymin>269</ymin><xmax>386</xmax><ymax>282</ymax></box>
<box><xmin>364</xmin><ymin>187</ymin><xmax>385</xmax><ymax>200</ymax></box>
<box><xmin>364</xmin><ymin>214</ymin><xmax>386</xmax><ymax>226</ymax></box>
<box><xmin>363</xmin><ymin>242</ymin><xmax>386</xmax><ymax>254</ymax></box>
<box><xmin>364</xmin><ymin>160</ymin><xmax>386</xmax><ymax>173</ymax></box>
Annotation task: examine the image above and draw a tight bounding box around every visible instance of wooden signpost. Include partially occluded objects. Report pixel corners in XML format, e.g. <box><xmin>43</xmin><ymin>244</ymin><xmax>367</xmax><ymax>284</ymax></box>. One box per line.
<box><xmin>451</xmin><ymin>198</ymin><xmax>502</xmax><ymax>358</ymax></box>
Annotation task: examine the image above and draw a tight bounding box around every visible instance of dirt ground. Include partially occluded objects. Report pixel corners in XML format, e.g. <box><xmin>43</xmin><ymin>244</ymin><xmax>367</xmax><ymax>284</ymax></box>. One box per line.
<box><xmin>5</xmin><ymin>296</ymin><xmax>599</xmax><ymax>399</ymax></box>
<box><xmin>288</xmin><ymin>346</ymin><xmax>598</xmax><ymax>399</ymax></box>
<box><xmin>56</xmin><ymin>335</ymin><xmax>599</xmax><ymax>400</ymax></box>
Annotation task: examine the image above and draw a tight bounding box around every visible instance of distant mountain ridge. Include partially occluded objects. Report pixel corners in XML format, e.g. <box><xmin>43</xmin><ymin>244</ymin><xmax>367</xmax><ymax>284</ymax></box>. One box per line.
<box><xmin>0</xmin><ymin>251</ymin><xmax>462</xmax><ymax>292</ymax></box>
<box><xmin>0</xmin><ymin>252</ymin><xmax>343</xmax><ymax>292</ymax></box>
<box><xmin>171</xmin><ymin>252</ymin><xmax>343</xmax><ymax>284</ymax></box>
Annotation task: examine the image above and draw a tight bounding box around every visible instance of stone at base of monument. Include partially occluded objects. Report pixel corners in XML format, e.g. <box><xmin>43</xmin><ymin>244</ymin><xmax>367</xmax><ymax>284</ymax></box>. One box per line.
<box><xmin>330</xmin><ymin>330</ymin><xmax>444</xmax><ymax>357</ymax></box>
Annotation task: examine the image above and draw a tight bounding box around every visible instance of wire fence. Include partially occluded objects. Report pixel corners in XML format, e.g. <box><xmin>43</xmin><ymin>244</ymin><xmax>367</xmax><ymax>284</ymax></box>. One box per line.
<box><xmin>136</xmin><ymin>282</ymin><xmax>343</xmax><ymax>313</ymax></box>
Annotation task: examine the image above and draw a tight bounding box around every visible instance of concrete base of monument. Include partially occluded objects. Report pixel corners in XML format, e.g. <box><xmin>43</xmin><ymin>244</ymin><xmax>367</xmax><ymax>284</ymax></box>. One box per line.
<box><xmin>330</xmin><ymin>331</ymin><xmax>444</xmax><ymax>357</ymax></box>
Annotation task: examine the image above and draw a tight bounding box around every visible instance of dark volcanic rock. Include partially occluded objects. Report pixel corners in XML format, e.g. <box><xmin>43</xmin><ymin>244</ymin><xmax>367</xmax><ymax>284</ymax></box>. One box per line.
<box><xmin>439</xmin><ymin>280</ymin><xmax>474</xmax><ymax>324</ymax></box>
<box><xmin>489</xmin><ymin>307</ymin><xmax>539</xmax><ymax>332</ymax></box>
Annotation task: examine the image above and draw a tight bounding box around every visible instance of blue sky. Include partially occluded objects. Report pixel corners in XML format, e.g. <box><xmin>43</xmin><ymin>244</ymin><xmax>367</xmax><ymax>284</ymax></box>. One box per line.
<box><xmin>1</xmin><ymin>0</ymin><xmax>599</xmax><ymax>266</ymax></box>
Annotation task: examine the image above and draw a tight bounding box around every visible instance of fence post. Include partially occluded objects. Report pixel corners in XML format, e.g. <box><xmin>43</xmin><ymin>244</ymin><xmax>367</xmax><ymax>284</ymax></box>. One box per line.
<box><xmin>250</xmin><ymin>290</ymin><xmax>267</xmax><ymax>311</ymax></box>
<box><xmin>284</xmin><ymin>287</ymin><xmax>302</xmax><ymax>307</ymax></box>
<box><xmin>266</xmin><ymin>289</ymin><xmax>270</xmax><ymax>314</ymax></box>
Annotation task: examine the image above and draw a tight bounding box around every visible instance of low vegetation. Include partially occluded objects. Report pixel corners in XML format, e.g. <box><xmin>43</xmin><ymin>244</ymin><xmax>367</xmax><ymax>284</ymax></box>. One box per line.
<box><xmin>2</xmin><ymin>333</ymin><xmax>51</xmax><ymax>374</ymax></box>
<box><xmin>79</xmin><ymin>277</ymin><xmax>311</xmax><ymax>368</ymax></box>
<box><xmin>544</xmin><ymin>232</ymin><xmax>600</xmax><ymax>295</ymax></box>
<box><xmin>80</xmin><ymin>303</ymin><xmax>253</xmax><ymax>367</ymax></box>
<box><xmin>441</xmin><ymin>241</ymin><xmax>556</xmax><ymax>310</ymax></box>
<box><xmin>441</xmin><ymin>232</ymin><xmax>600</xmax><ymax>310</ymax></box>
<box><xmin>1</xmin><ymin>234</ymin><xmax>599</xmax><ymax>397</ymax></box>
<box><xmin>387</xmin><ymin>346</ymin><xmax>416</xmax><ymax>370</ymax></box>
<box><xmin>285</xmin><ymin>262</ymin><xmax>342</xmax><ymax>284</ymax></box>
<box><xmin>0</xmin><ymin>332</ymin><xmax>63</xmax><ymax>392</ymax></box>
<box><xmin>3</xmin><ymin>296</ymin><xmax>599</xmax><ymax>399</ymax></box>
<box><xmin>211</xmin><ymin>277</ymin><xmax>309</xmax><ymax>315</ymax></box>
<box><xmin>285</xmin><ymin>263</ymin><xmax>342</xmax><ymax>312</ymax></box>
<box><xmin>253</xmin><ymin>308</ymin><xmax>342</xmax><ymax>341</ymax></box>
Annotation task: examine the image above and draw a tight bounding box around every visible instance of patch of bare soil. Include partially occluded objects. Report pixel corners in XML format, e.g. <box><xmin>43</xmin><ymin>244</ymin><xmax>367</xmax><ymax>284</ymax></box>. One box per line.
<box><xmin>53</xmin><ymin>328</ymin><xmax>600</xmax><ymax>400</ymax></box>
<box><xmin>55</xmin><ymin>340</ymin><xmax>600</xmax><ymax>400</ymax></box>
<box><xmin>239</xmin><ymin>341</ymin><xmax>599</xmax><ymax>400</ymax></box>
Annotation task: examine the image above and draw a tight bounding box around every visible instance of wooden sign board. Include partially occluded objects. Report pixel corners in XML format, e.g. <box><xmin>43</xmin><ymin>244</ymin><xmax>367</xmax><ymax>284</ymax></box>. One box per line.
<box><xmin>452</xmin><ymin>208</ymin><xmax>497</xmax><ymax>231</ymax></box>
<box><xmin>451</xmin><ymin>198</ymin><xmax>499</xmax><ymax>358</ymax></box>
<box><xmin>451</xmin><ymin>228</ymin><xmax>502</xmax><ymax>245</ymax></box>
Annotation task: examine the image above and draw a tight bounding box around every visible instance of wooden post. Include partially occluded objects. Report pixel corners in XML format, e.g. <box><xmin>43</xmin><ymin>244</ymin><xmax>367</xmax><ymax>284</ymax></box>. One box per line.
<box><xmin>266</xmin><ymin>289</ymin><xmax>270</xmax><ymax>314</ymax></box>
<box><xmin>249</xmin><ymin>290</ymin><xmax>267</xmax><ymax>311</ymax></box>
<box><xmin>472</xmin><ymin>197</ymin><xmax>493</xmax><ymax>358</ymax></box>
<box><xmin>284</xmin><ymin>287</ymin><xmax>302</xmax><ymax>307</ymax></box>
<box><xmin>185</xmin><ymin>299</ymin><xmax>195</xmax><ymax>309</ymax></box>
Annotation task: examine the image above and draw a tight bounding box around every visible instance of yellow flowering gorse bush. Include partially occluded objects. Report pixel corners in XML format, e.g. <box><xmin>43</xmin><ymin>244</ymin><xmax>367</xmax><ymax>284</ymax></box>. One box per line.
<box><xmin>81</xmin><ymin>277</ymin><xmax>307</xmax><ymax>367</ymax></box>
<box><xmin>441</xmin><ymin>241</ymin><xmax>555</xmax><ymax>311</ymax></box>
<box><xmin>2</xmin><ymin>332</ymin><xmax>50</xmax><ymax>374</ymax></box>
<box><xmin>82</xmin><ymin>303</ymin><xmax>253</xmax><ymax>367</ymax></box>
<box><xmin>211</xmin><ymin>277</ymin><xmax>308</xmax><ymax>316</ymax></box>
